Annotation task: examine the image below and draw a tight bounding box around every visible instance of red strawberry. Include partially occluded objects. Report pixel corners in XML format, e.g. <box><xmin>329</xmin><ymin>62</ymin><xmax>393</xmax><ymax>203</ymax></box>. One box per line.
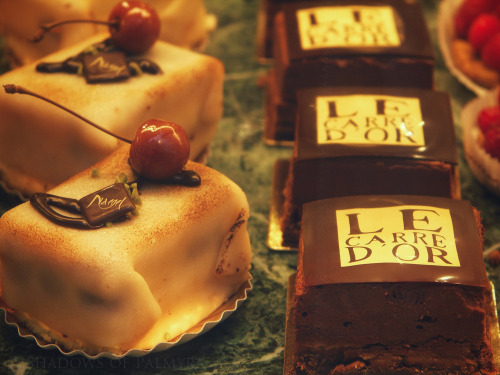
<box><xmin>455</xmin><ymin>0</ymin><xmax>497</xmax><ymax>38</ymax></box>
<box><xmin>477</xmin><ymin>106</ymin><xmax>500</xmax><ymax>133</ymax></box>
<box><xmin>481</xmin><ymin>32</ymin><xmax>500</xmax><ymax>70</ymax></box>
<box><xmin>468</xmin><ymin>14</ymin><xmax>500</xmax><ymax>52</ymax></box>
<box><xmin>483</xmin><ymin>127</ymin><xmax>500</xmax><ymax>159</ymax></box>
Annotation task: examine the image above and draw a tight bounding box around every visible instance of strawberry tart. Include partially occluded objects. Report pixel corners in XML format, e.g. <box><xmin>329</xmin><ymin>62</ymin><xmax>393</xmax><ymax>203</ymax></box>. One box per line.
<box><xmin>449</xmin><ymin>0</ymin><xmax>500</xmax><ymax>89</ymax></box>
<box><xmin>462</xmin><ymin>88</ymin><xmax>500</xmax><ymax>195</ymax></box>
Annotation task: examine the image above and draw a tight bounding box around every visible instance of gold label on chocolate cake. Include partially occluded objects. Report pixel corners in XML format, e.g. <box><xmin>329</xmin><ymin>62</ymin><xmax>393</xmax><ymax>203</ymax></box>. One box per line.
<box><xmin>336</xmin><ymin>205</ymin><xmax>460</xmax><ymax>268</ymax></box>
<box><xmin>316</xmin><ymin>95</ymin><xmax>425</xmax><ymax>146</ymax></box>
<box><xmin>296</xmin><ymin>6</ymin><xmax>401</xmax><ymax>50</ymax></box>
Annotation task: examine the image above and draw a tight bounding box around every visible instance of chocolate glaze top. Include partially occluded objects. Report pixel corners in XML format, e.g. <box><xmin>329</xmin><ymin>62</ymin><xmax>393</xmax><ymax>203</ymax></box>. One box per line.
<box><xmin>36</xmin><ymin>38</ymin><xmax>162</xmax><ymax>84</ymax></box>
<box><xmin>301</xmin><ymin>195</ymin><xmax>489</xmax><ymax>289</ymax></box>
<box><xmin>280</xmin><ymin>0</ymin><xmax>434</xmax><ymax>61</ymax></box>
<box><xmin>295</xmin><ymin>87</ymin><xmax>458</xmax><ymax>164</ymax></box>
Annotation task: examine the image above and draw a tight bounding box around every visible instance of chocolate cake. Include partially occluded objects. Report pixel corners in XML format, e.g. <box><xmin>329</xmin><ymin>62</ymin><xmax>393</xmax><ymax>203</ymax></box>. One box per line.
<box><xmin>274</xmin><ymin>0</ymin><xmax>435</xmax><ymax>100</ymax></box>
<box><xmin>287</xmin><ymin>195</ymin><xmax>497</xmax><ymax>375</ymax></box>
<box><xmin>264</xmin><ymin>69</ymin><xmax>296</xmax><ymax>143</ymax></box>
<box><xmin>281</xmin><ymin>87</ymin><xmax>459</xmax><ymax>243</ymax></box>
<box><xmin>265</xmin><ymin>0</ymin><xmax>435</xmax><ymax>142</ymax></box>
<box><xmin>257</xmin><ymin>0</ymin><xmax>299</xmax><ymax>60</ymax></box>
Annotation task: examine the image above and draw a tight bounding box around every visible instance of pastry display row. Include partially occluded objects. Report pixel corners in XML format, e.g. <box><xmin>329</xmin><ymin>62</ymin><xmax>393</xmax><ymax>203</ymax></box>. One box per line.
<box><xmin>0</xmin><ymin>0</ymin><xmax>499</xmax><ymax>374</ymax></box>
<box><xmin>261</xmin><ymin>0</ymin><xmax>499</xmax><ymax>373</ymax></box>
<box><xmin>0</xmin><ymin>0</ymin><xmax>249</xmax><ymax>361</ymax></box>
<box><xmin>263</xmin><ymin>0</ymin><xmax>435</xmax><ymax>143</ymax></box>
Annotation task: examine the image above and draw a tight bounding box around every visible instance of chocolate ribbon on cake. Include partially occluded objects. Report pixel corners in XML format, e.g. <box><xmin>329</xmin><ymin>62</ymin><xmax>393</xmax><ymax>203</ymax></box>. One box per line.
<box><xmin>30</xmin><ymin>170</ymin><xmax>201</xmax><ymax>229</ymax></box>
<box><xmin>30</xmin><ymin>183</ymin><xmax>136</xmax><ymax>229</ymax></box>
<box><xmin>36</xmin><ymin>38</ymin><xmax>162</xmax><ymax>84</ymax></box>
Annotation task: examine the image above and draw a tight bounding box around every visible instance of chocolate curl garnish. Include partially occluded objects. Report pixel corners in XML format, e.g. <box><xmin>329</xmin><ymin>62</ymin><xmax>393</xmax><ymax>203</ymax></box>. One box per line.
<box><xmin>3</xmin><ymin>84</ymin><xmax>133</xmax><ymax>144</ymax></box>
<box><xmin>29</xmin><ymin>19</ymin><xmax>119</xmax><ymax>43</ymax></box>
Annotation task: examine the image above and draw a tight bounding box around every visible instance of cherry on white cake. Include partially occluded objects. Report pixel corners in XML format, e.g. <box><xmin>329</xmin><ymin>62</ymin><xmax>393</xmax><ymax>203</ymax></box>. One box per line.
<box><xmin>0</xmin><ymin>32</ymin><xmax>224</xmax><ymax>196</ymax></box>
<box><xmin>0</xmin><ymin>0</ymin><xmax>216</xmax><ymax>65</ymax></box>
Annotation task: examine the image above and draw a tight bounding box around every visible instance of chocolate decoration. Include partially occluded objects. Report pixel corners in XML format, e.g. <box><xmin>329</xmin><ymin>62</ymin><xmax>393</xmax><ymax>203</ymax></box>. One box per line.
<box><xmin>128</xmin><ymin>59</ymin><xmax>162</xmax><ymax>75</ymax></box>
<box><xmin>273</xmin><ymin>0</ymin><xmax>435</xmax><ymax>101</ymax></box>
<box><xmin>35</xmin><ymin>38</ymin><xmax>162</xmax><ymax>83</ymax></box>
<box><xmin>30</xmin><ymin>183</ymin><xmax>135</xmax><ymax>229</ymax></box>
<box><xmin>30</xmin><ymin>193</ymin><xmax>98</xmax><ymax>229</ymax></box>
<box><xmin>165</xmin><ymin>170</ymin><xmax>201</xmax><ymax>187</ymax></box>
<box><xmin>82</xmin><ymin>52</ymin><xmax>131</xmax><ymax>83</ymax></box>
<box><xmin>29</xmin><ymin>171</ymin><xmax>201</xmax><ymax>229</ymax></box>
<box><xmin>79</xmin><ymin>183</ymin><xmax>136</xmax><ymax>227</ymax></box>
<box><xmin>301</xmin><ymin>195</ymin><xmax>489</xmax><ymax>289</ymax></box>
<box><xmin>36</xmin><ymin>59</ymin><xmax>79</xmax><ymax>74</ymax></box>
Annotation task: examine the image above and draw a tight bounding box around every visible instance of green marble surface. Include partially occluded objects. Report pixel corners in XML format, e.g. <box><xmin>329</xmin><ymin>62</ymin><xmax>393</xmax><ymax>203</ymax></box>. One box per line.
<box><xmin>0</xmin><ymin>0</ymin><xmax>499</xmax><ymax>374</ymax></box>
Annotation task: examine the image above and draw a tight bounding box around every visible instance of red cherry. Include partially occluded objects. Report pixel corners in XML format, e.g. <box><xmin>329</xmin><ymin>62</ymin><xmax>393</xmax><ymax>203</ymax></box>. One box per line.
<box><xmin>454</xmin><ymin>0</ymin><xmax>496</xmax><ymax>38</ymax></box>
<box><xmin>467</xmin><ymin>14</ymin><xmax>500</xmax><ymax>52</ymax></box>
<box><xmin>108</xmin><ymin>0</ymin><xmax>160</xmax><ymax>54</ymax></box>
<box><xmin>129</xmin><ymin>119</ymin><xmax>190</xmax><ymax>180</ymax></box>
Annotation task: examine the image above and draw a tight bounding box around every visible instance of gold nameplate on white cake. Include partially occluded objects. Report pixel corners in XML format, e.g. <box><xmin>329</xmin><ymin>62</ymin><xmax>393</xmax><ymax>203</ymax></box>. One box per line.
<box><xmin>336</xmin><ymin>205</ymin><xmax>460</xmax><ymax>268</ymax></box>
<box><xmin>296</xmin><ymin>6</ymin><xmax>401</xmax><ymax>50</ymax></box>
<box><xmin>316</xmin><ymin>95</ymin><xmax>425</xmax><ymax>146</ymax></box>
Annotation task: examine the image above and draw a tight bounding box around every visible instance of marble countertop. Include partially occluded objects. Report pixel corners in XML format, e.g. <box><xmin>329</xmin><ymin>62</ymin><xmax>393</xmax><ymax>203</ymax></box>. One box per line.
<box><xmin>0</xmin><ymin>0</ymin><xmax>499</xmax><ymax>374</ymax></box>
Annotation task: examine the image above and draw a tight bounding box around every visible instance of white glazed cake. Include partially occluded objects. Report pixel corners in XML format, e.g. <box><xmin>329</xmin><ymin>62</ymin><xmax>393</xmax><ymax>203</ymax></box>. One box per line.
<box><xmin>0</xmin><ymin>145</ymin><xmax>252</xmax><ymax>354</ymax></box>
<box><xmin>0</xmin><ymin>0</ymin><xmax>216</xmax><ymax>65</ymax></box>
<box><xmin>0</xmin><ymin>32</ymin><xmax>224</xmax><ymax>197</ymax></box>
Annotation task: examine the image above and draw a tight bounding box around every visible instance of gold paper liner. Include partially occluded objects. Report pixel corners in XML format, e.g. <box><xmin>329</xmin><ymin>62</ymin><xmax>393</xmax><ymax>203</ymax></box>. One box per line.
<box><xmin>2</xmin><ymin>278</ymin><xmax>252</xmax><ymax>359</ymax></box>
<box><xmin>488</xmin><ymin>284</ymin><xmax>500</xmax><ymax>371</ymax></box>
<box><xmin>262</xmin><ymin>135</ymin><xmax>294</xmax><ymax>148</ymax></box>
<box><xmin>267</xmin><ymin>159</ymin><xmax>298</xmax><ymax>251</ymax></box>
<box><xmin>283</xmin><ymin>275</ymin><xmax>500</xmax><ymax>374</ymax></box>
<box><xmin>461</xmin><ymin>88</ymin><xmax>500</xmax><ymax>196</ymax></box>
<box><xmin>437</xmin><ymin>0</ymin><xmax>489</xmax><ymax>96</ymax></box>
<box><xmin>283</xmin><ymin>274</ymin><xmax>296</xmax><ymax>375</ymax></box>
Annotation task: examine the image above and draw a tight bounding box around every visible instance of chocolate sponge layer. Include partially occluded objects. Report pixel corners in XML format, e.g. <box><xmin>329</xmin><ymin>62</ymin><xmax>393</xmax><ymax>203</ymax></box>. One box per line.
<box><xmin>293</xmin><ymin>282</ymin><xmax>495</xmax><ymax>375</ymax></box>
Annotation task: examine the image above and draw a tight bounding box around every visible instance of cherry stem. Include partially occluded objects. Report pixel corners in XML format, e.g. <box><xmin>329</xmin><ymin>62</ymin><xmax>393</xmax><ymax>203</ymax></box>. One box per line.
<box><xmin>3</xmin><ymin>84</ymin><xmax>133</xmax><ymax>144</ymax></box>
<box><xmin>29</xmin><ymin>19</ymin><xmax>120</xmax><ymax>43</ymax></box>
